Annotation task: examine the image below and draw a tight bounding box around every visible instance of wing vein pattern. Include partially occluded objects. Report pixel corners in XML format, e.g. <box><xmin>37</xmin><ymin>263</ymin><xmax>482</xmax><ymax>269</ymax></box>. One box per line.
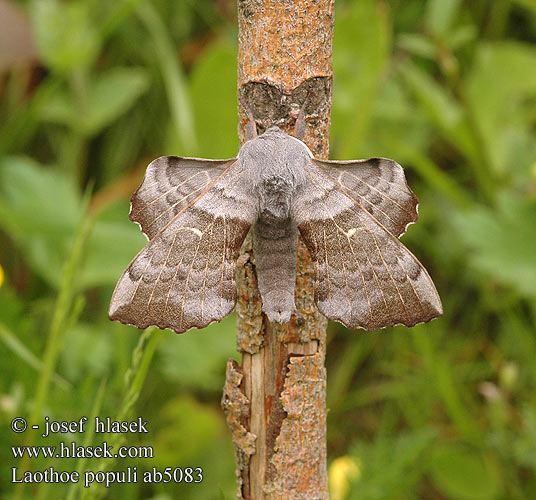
<box><xmin>294</xmin><ymin>160</ymin><xmax>442</xmax><ymax>330</ymax></box>
<box><xmin>109</xmin><ymin>157</ymin><xmax>256</xmax><ymax>334</ymax></box>
<box><xmin>313</xmin><ymin>157</ymin><xmax>419</xmax><ymax>237</ymax></box>
<box><xmin>306</xmin><ymin>169</ymin><xmax>390</xmax><ymax>323</ymax></box>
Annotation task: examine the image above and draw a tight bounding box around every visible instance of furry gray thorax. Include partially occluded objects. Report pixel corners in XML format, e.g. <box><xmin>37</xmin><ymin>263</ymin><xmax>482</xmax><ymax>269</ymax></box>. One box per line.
<box><xmin>239</xmin><ymin>126</ymin><xmax>308</xmax><ymax>229</ymax></box>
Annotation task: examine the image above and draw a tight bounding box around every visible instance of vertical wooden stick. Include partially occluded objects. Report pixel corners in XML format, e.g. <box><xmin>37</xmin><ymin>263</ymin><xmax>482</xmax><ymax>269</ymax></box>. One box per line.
<box><xmin>222</xmin><ymin>1</ymin><xmax>334</xmax><ymax>499</ymax></box>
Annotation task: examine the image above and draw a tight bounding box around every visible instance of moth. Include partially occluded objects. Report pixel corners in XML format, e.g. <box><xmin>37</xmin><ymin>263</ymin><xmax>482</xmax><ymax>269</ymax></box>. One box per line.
<box><xmin>109</xmin><ymin>102</ymin><xmax>442</xmax><ymax>333</ymax></box>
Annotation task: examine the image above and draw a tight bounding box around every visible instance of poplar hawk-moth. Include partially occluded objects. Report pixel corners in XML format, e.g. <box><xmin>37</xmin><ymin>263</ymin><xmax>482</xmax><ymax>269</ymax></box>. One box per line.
<box><xmin>109</xmin><ymin>104</ymin><xmax>442</xmax><ymax>333</ymax></box>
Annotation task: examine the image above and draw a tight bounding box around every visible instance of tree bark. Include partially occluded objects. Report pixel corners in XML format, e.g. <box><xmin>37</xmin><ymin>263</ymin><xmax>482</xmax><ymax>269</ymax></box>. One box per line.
<box><xmin>222</xmin><ymin>1</ymin><xmax>334</xmax><ymax>499</ymax></box>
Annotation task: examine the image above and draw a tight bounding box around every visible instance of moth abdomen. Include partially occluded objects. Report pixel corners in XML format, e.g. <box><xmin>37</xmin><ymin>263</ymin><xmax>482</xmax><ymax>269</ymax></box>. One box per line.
<box><xmin>253</xmin><ymin>219</ymin><xmax>298</xmax><ymax>324</ymax></box>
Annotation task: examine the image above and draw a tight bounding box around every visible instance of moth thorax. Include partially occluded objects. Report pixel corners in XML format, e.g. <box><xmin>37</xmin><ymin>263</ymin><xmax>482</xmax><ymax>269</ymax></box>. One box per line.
<box><xmin>258</xmin><ymin>175</ymin><xmax>293</xmax><ymax>224</ymax></box>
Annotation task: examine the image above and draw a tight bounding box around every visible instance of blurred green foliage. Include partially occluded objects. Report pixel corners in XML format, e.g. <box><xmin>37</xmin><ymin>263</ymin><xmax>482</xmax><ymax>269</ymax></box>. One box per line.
<box><xmin>0</xmin><ymin>0</ymin><xmax>535</xmax><ymax>499</ymax></box>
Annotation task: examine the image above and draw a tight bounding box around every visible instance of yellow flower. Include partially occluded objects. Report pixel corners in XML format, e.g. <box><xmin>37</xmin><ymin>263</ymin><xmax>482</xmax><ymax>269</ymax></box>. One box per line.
<box><xmin>329</xmin><ymin>456</ymin><xmax>361</xmax><ymax>500</ymax></box>
<box><xmin>0</xmin><ymin>264</ymin><xmax>4</xmax><ymax>288</ymax></box>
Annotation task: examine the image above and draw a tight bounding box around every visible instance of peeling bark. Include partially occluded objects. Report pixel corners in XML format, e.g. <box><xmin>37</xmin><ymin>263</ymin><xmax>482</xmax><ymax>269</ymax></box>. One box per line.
<box><xmin>235</xmin><ymin>233</ymin><xmax>264</xmax><ymax>354</ymax></box>
<box><xmin>222</xmin><ymin>1</ymin><xmax>334</xmax><ymax>498</ymax></box>
<box><xmin>265</xmin><ymin>353</ymin><xmax>328</xmax><ymax>499</ymax></box>
<box><xmin>222</xmin><ymin>360</ymin><xmax>257</xmax><ymax>499</ymax></box>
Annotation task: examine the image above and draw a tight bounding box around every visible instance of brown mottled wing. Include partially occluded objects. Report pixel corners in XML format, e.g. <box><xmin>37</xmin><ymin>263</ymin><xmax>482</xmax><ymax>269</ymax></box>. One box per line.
<box><xmin>130</xmin><ymin>156</ymin><xmax>238</xmax><ymax>240</ymax></box>
<box><xmin>293</xmin><ymin>161</ymin><xmax>442</xmax><ymax>331</ymax></box>
<box><xmin>312</xmin><ymin>157</ymin><xmax>419</xmax><ymax>237</ymax></box>
<box><xmin>109</xmin><ymin>159</ymin><xmax>255</xmax><ymax>333</ymax></box>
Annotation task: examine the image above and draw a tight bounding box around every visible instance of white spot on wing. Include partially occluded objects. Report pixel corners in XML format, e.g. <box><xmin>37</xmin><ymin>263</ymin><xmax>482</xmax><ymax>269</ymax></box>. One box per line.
<box><xmin>184</xmin><ymin>226</ymin><xmax>203</xmax><ymax>237</ymax></box>
<box><xmin>401</xmin><ymin>201</ymin><xmax>419</xmax><ymax>237</ymax></box>
<box><xmin>130</xmin><ymin>202</ymin><xmax>150</xmax><ymax>241</ymax></box>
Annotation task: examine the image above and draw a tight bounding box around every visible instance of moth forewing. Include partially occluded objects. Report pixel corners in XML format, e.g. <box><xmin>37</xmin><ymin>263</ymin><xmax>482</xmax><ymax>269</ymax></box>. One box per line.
<box><xmin>128</xmin><ymin>156</ymin><xmax>238</xmax><ymax>241</ymax></box>
<box><xmin>311</xmin><ymin>157</ymin><xmax>419</xmax><ymax>238</ymax></box>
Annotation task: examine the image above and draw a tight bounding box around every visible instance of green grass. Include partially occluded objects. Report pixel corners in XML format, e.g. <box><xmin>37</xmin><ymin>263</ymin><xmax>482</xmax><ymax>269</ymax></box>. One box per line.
<box><xmin>1</xmin><ymin>0</ymin><xmax>535</xmax><ymax>499</ymax></box>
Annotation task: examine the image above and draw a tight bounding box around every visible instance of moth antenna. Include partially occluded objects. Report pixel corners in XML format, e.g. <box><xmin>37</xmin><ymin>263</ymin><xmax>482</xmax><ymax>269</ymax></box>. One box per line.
<box><xmin>295</xmin><ymin>92</ymin><xmax>311</xmax><ymax>141</ymax></box>
<box><xmin>239</xmin><ymin>95</ymin><xmax>257</xmax><ymax>140</ymax></box>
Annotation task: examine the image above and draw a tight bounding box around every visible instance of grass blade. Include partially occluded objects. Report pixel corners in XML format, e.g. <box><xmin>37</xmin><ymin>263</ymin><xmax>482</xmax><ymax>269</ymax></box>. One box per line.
<box><xmin>14</xmin><ymin>210</ymin><xmax>94</xmax><ymax>500</ymax></box>
<box><xmin>136</xmin><ymin>2</ymin><xmax>197</xmax><ymax>155</ymax></box>
<box><xmin>0</xmin><ymin>321</ymin><xmax>71</xmax><ymax>391</ymax></box>
<box><xmin>65</xmin><ymin>378</ymin><xmax>107</xmax><ymax>500</ymax></box>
